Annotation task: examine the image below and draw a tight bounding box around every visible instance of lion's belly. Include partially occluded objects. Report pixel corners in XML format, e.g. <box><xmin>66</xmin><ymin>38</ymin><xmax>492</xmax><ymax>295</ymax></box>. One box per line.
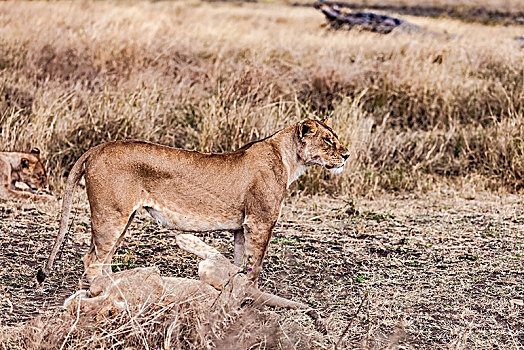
<box><xmin>143</xmin><ymin>206</ymin><xmax>243</xmax><ymax>232</ymax></box>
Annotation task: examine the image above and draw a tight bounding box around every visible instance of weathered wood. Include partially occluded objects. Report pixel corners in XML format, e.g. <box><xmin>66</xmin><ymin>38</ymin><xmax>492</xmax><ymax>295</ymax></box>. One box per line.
<box><xmin>315</xmin><ymin>2</ymin><xmax>422</xmax><ymax>34</ymax></box>
<box><xmin>65</xmin><ymin>233</ymin><xmax>325</xmax><ymax>332</ymax></box>
<box><xmin>177</xmin><ymin>234</ymin><xmax>320</xmax><ymax>312</ymax></box>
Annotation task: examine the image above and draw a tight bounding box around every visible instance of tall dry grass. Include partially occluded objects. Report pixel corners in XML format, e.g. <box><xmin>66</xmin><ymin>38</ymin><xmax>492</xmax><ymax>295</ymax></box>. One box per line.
<box><xmin>1</xmin><ymin>296</ymin><xmax>323</xmax><ymax>349</ymax></box>
<box><xmin>0</xmin><ymin>1</ymin><xmax>523</xmax><ymax>195</ymax></box>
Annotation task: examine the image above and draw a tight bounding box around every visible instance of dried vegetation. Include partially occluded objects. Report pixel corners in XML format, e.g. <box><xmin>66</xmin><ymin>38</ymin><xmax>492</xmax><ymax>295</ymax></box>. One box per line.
<box><xmin>0</xmin><ymin>1</ymin><xmax>523</xmax><ymax>349</ymax></box>
<box><xmin>0</xmin><ymin>193</ymin><xmax>522</xmax><ymax>349</ymax></box>
<box><xmin>0</xmin><ymin>1</ymin><xmax>523</xmax><ymax>195</ymax></box>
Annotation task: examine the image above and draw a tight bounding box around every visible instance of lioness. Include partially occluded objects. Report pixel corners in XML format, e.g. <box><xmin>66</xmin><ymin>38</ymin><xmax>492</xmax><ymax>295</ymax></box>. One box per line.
<box><xmin>0</xmin><ymin>148</ymin><xmax>52</xmax><ymax>202</ymax></box>
<box><xmin>38</xmin><ymin>119</ymin><xmax>349</xmax><ymax>284</ymax></box>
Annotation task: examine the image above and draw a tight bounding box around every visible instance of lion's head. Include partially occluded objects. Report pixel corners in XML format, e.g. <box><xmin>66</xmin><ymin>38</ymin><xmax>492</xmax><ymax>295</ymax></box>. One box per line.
<box><xmin>17</xmin><ymin>148</ymin><xmax>49</xmax><ymax>192</ymax></box>
<box><xmin>296</xmin><ymin>118</ymin><xmax>349</xmax><ymax>174</ymax></box>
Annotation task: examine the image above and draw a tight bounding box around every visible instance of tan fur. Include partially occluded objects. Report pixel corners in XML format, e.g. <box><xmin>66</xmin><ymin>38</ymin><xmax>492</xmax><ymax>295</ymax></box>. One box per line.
<box><xmin>38</xmin><ymin>119</ymin><xmax>349</xmax><ymax>284</ymax></box>
<box><xmin>0</xmin><ymin>148</ymin><xmax>52</xmax><ymax>202</ymax></box>
<box><xmin>64</xmin><ymin>234</ymin><xmax>312</xmax><ymax>321</ymax></box>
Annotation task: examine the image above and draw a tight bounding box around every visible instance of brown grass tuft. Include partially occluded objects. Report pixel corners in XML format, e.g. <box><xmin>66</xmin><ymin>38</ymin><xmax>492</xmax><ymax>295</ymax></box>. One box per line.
<box><xmin>0</xmin><ymin>1</ymin><xmax>523</xmax><ymax>196</ymax></box>
<box><xmin>2</xmin><ymin>294</ymin><xmax>323</xmax><ymax>350</ymax></box>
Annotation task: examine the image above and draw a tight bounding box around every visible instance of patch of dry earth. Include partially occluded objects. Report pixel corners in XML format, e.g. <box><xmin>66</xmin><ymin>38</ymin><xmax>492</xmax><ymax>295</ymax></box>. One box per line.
<box><xmin>0</xmin><ymin>192</ymin><xmax>522</xmax><ymax>348</ymax></box>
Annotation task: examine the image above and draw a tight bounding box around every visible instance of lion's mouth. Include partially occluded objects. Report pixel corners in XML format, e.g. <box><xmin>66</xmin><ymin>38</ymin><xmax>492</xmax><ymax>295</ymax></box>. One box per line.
<box><xmin>325</xmin><ymin>162</ymin><xmax>345</xmax><ymax>169</ymax></box>
<box><xmin>325</xmin><ymin>163</ymin><xmax>345</xmax><ymax>174</ymax></box>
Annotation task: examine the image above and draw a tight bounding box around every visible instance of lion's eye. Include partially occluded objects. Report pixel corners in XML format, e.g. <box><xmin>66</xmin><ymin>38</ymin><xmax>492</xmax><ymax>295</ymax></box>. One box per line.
<box><xmin>323</xmin><ymin>138</ymin><xmax>333</xmax><ymax>146</ymax></box>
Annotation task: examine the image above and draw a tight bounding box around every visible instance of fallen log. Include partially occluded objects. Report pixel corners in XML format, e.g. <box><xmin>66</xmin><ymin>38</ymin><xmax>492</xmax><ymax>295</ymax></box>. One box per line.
<box><xmin>65</xmin><ymin>234</ymin><xmax>325</xmax><ymax>332</ymax></box>
<box><xmin>315</xmin><ymin>2</ymin><xmax>423</xmax><ymax>34</ymax></box>
<box><xmin>177</xmin><ymin>234</ymin><xmax>324</xmax><ymax>325</ymax></box>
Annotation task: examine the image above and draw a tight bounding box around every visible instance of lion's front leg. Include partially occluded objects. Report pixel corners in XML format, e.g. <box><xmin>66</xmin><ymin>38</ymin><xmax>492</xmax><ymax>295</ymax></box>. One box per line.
<box><xmin>242</xmin><ymin>219</ymin><xmax>278</xmax><ymax>284</ymax></box>
<box><xmin>233</xmin><ymin>229</ymin><xmax>245</xmax><ymax>267</ymax></box>
<box><xmin>0</xmin><ymin>185</ymin><xmax>53</xmax><ymax>202</ymax></box>
<box><xmin>241</xmin><ymin>177</ymin><xmax>285</xmax><ymax>284</ymax></box>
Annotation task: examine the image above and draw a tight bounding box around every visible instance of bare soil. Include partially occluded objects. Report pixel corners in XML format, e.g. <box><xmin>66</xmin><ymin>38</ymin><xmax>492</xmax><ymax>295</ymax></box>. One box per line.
<box><xmin>0</xmin><ymin>192</ymin><xmax>523</xmax><ymax>348</ymax></box>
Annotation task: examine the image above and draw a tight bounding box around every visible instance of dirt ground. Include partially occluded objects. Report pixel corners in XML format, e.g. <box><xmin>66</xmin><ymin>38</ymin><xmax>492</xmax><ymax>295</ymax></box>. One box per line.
<box><xmin>0</xmin><ymin>191</ymin><xmax>523</xmax><ymax>349</ymax></box>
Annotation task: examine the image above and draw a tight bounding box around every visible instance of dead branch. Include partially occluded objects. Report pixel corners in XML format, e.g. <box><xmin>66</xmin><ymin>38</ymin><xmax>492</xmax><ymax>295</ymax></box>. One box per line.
<box><xmin>315</xmin><ymin>2</ymin><xmax>423</xmax><ymax>34</ymax></box>
<box><xmin>64</xmin><ymin>233</ymin><xmax>326</xmax><ymax>333</ymax></box>
<box><xmin>176</xmin><ymin>234</ymin><xmax>325</xmax><ymax>332</ymax></box>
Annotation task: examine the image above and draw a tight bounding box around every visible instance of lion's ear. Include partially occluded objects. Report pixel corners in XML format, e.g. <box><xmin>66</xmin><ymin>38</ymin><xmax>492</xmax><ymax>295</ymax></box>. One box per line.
<box><xmin>298</xmin><ymin>120</ymin><xmax>317</xmax><ymax>140</ymax></box>
<box><xmin>21</xmin><ymin>158</ymin><xmax>30</xmax><ymax>169</ymax></box>
<box><xmin>30</xmin><ymin>148</ymin><xmax>41</xmax><ymax>157</ymax></box>
<box><xmin>321</xmin><ymin>118</ymin><xmax>331</xmax><ymax>126</ymax></box>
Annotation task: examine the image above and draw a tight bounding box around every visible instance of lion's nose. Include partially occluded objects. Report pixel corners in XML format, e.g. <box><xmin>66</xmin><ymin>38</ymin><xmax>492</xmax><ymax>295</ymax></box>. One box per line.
<box><xmin>342</xmin><ymin>152</ymin><xmax>350</xmax><ymax>160</ymax></box>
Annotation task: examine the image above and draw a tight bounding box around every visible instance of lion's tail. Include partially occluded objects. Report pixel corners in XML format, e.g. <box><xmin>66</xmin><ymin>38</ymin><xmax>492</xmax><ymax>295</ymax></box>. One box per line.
<box><xmin>37</xmin><ymin>149</ymin><xmax>92</xmax><ymax>284</ymax></box>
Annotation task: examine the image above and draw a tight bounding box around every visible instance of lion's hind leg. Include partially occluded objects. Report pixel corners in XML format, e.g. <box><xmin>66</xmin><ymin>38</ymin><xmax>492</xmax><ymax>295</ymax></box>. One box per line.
<box><xmin>84</xmin><ymin>210</ymin><xmax>136</xmax><ymax>284</ymax></box>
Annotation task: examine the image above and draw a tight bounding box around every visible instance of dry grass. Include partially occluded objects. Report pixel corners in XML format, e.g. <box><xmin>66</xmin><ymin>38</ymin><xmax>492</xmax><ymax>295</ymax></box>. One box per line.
<box><xmin>0</xmin><ymin>2</ymin><xmax>523</xmax><ymax>348</ymax></box>
<box><xmin>0</xmin><ymin>1</ymin><xmax>523</xmax><ymax>195</ymax></box>
<box><xmin>0</xmin><ymin>192</ymin><xmax>522</xmax><ymax>348</ymax></box>
<box><xmin>2</xmin><ymin>285</ymin><xmax>322</xmax><ymax>349</ymax></box>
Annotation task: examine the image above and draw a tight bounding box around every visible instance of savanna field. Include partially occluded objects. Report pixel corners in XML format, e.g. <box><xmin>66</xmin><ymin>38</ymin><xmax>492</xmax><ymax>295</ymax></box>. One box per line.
<box><xmin>0</xmin><ymin>1</ymin><xmax>523</xmax><ymax>349</ymax></box>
